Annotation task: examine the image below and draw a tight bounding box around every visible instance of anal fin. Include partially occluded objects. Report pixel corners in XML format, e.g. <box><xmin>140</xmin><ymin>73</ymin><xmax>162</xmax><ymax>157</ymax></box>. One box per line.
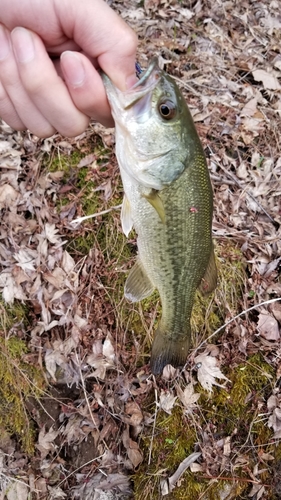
<box><xmin>125</xmin><ymin>258</ymin><xmax>154</xmax><ymax>303</ymax></box>
<box><xmin>199</xmin><ymin>245</ymin><xmax>217</xmax><ymax>295</ymax></box>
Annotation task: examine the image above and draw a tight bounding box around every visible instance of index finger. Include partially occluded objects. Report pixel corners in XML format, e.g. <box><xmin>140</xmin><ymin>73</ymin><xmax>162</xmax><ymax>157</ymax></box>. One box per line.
<box><xmin>1</xmin><ymin>0</ymin><xmax>138</xmax><ymax>91</ymax></box>
<box><xmin>60</xmin><ymin>0</ymin><xmax>138</xmax><ymax>90</ymax></box>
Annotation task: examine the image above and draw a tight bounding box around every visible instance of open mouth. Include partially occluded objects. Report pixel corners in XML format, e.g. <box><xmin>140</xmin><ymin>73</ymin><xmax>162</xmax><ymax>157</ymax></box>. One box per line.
<box><xmin>132</xmin><ymin>57</ymin><xmax>160</xmax><ymax>90</ymax></box>
<box><xmin>123</xmin><ymin>58</ymin><xmax>161</xmax><ymax>111</ymax></box>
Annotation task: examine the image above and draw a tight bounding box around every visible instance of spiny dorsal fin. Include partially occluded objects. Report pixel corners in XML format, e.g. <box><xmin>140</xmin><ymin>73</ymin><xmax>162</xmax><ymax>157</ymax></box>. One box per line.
<box><xmin>125</xmin><ymin>257</ymin><xmax>154</xmax><ymax>303</ymax></box>
<box><xmin>198</xmin><ymin>246</ymin><xmax>217</xmax><ymax>295</ymax></box>
<box><xmin>121</xmin><ymin>194</ymin><xmax>133</xmax><ymax>237</ymax></box>
<box><xmin>143</xmin><ymin>190</ymin><xmax>166</xmax><ymax>224</ymax></box>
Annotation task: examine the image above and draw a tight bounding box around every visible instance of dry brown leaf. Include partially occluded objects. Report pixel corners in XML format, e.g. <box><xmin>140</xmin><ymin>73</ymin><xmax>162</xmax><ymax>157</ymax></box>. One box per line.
<box><xmin>195</xmin><ymin>351</ymin><xmax>230</xmax><ymax>392</ymax></box>
<box><xmin>123</xmin><ymin>402</ymin><xmax>143</xmax><ymax>428</ymax></box>
<box><xmin>252</xmin><ymin>69</ymin><xmax>281</xmax><ymax>90</ymax></box>
<box><xmin>37</xmin><ymin>426</ymin><xmax>59</xmax><ymax>459</ymax></box>
<box><xmin>257</xmin><ymin>312</ymin><xmax>280</xmax><ymax>341</ymax></box>
<box><xmin>5</xmin><ymin>482</ymin><xmax>29</xmax><ymax>500</ymax></box>
<box><xmin>122</xmin><ymin>426</ymin><xmax>143</xmax><ymax>468</ymax></box>
<box><xmin>43</xmin><ymin>223</ymin><xmax>61</xmax><ymax>244</ymax></box>
<box><xmin>269</xmin><ymin>301</ymin><xmax>281</xmax><ymax>323</ymax></box>
<box><xmin>102</xmin><ymin>335</ymin><xmax>115</xmax><ymax>362</ymax></box>
<box><xmin>159</xmin><ymin>390</ymin><xmax>177</xmax><ymax>414</ymax></box>
<box><xmin>47</xmin><ymin>486</ymin><xmax>67</xmax><ymax>498</ymax></box>
<box><xmin>248</xmin><ymin>484</ymin><xmax>265</xmax><ymax>499</ymax></box>
<box><xmin>161</xmin><ymin>452</ymin><xmax>201</xmax><ymax>495</ymax></box>
<box><xmin>176</xmin><ymin>383</ymin><xmax>200</xmax><ymax>413</ymax></box>
<box><xmin>267</xmin><ymin>395</ymin><xmax>281</xmax><ymax>439</ymax></box>
<box><xmin>0</xmin><ymin>183</ymin><xmax>18</xmax><ymax>208</ymax></box>
<box><xmin>240</xmin><ymin>97</ymin><xmax>258</xmax><ymax>117</ymax></box>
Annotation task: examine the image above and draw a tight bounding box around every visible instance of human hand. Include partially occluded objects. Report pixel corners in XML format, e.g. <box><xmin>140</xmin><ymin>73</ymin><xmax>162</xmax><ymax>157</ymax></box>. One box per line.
<box><xmin>0</xmin><ymin>0</ymin><xmax>137</xmax><ymax>137</ymax></box>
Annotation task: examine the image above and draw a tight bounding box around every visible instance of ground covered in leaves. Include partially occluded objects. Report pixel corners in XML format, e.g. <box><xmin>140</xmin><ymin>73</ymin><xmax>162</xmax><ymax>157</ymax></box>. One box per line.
<box><xmin>0</xmin><ymin>0</ymin><xmax>281</xmax><ymax>499</ymax></box>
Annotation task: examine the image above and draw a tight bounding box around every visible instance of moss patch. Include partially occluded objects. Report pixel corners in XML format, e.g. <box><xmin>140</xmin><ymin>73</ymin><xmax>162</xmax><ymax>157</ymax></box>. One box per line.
<box><xmin>133</xmin><ymin>353</ymin><xmax>277</xmax><ymax>499</ymax></box>
<box><xmin>0</xmin><ymin>333</ymin><xmax>45</xmax><ymax>454</ymax></box>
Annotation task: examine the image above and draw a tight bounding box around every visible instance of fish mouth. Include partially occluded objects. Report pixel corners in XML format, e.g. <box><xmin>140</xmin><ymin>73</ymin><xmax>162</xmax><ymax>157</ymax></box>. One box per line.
<box><xmin>131</xmin><ymin>57</ymin><xmax>160</xmax><ymax>93</ymax></box>
<box><xmin>124</xmin><ymin>57</ymin><xmax>161</xmax><ymax>110</ymax></box>
<box><xmin>102</xmin><ymin>58</ymin><xmax>161</xmax><ymax>115</ymax></box>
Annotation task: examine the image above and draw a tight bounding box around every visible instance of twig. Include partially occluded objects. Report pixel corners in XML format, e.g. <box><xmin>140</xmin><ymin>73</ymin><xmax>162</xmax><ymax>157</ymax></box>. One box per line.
<box><xmin>172</xmin><ymin>75</ymin><xmax>202</xmax><ymax>97</ymax></box>
<box><xmin>198</xmin><ymin>475</ymin><xmax>269</xmax><ymax>486</ymax></box>
<box><xmin>194</xmin><ymin>297</ymin><xmax>281</xmax><ymax>355</ymax></box>
<box><xmin>148</xmin><ymin>384</ymin><xmax>159</xmax><ymax>466</ymax></box>
<box><xmin>71</xmin><ymin>204</ymin><xmax>122</xmax><ymax>224</ymax></box>
<box><xmin>57</xmin><ymin>453</ymin><xmax>104</xmax><ymax>488</ymax></box>
<box><xmin>75</xmin><ymin>349</ymin><xmax>98</xmax><ymax>429</ymax></box>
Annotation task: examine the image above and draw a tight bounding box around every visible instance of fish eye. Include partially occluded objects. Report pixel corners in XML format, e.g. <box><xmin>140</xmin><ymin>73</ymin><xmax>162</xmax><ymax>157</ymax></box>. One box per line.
<box><xmin>158</xmin><ymin>99</ymin><xmax>176</xmax><ymax>120</ymax></box>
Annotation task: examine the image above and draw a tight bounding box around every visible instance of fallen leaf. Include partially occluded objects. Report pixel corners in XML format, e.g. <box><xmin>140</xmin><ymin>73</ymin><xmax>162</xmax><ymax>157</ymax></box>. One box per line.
<box><xmin>159</xmin><ymin>390</ymin><xmax>177</xmax><ymax>414</ymax></box>
<box><xmin>195</xmin><ymin>351</ymin><xmax>230</xmax><ymax>392</ymax></box>
<box><xmin>248</xmin><ymin>484</ymin><xmax>265</xmax><ymax>499</ymax></box>
<box><xmin>47</xmin><ymin>486</ymin><xmax>67</xmax><ymax>499</ymax></box>
<box><xmin>0</xmin><ymin>183</ymin><xmax>18</xmax><ymax>208</ymax></box>
<box><xmin>252</xmin><ymin>69</ymin><xmax>281</xmax><ymax>90</ymax></box>
<box><xmin>161</xmin><ymin>452</ymin><xmax>201</xmax><ymax>495</ymax></box>
<box><xmin>102</xmin><ymin>336</ymin><xmax>115</xmax><ymax>362</ymax></box>
<box><xmin>176</xmin><ymin>383</ymin><xmax>200</xmax><ymax>413</ymax></box>
<box><xmin>123</xmin><ymin>401</ymin><xmax>143</xmax><ymax>427</ymax></box>
<box><xmin>37</xmin><ymin>426</ymin><xmax>59</xmax><ymax>459</ymax></box>
<box><xmin>122</xmin><ymin>426</ymin><xmax>143</xmax><ymax>468</ymax></box>
<box><xmin>269</xmin><ymin>301</ymin><xmax>281</xmax><ymax>323</ymax></box>
<box><xmin>240</xmin><ymin>97</ymin><xmax>258</xmax><ymax>117</ymax></box>
<box><xmin>6</xmin><ymin>481</ymin><xmax>29</xmax><ymax>500</ymax></box>
<box><xmin>257</xmin><ymin>313</ymin><xmax>280</xmax><ymax>341</ymax></box>
<box><xmin>43</xmin><ymin>223</ymin><xmax>61</xmax><ymax>244</ymax></box>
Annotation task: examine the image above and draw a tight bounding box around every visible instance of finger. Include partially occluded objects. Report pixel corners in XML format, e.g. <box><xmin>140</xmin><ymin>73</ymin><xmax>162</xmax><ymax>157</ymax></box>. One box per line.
<box><xmin>56</xmin><ymin>0</ymin><xmax>138</xmax><ymax>91</ymax></box>
<box><xmin>0</xmin><ymin>24</ymin><xmax>56</xmax><ymax>136</ymax></box>
<box><xmin>60</xmin><ymin>51</ymin><xmax>114</xmax><ymax>127</ymax></box>
<box><xmin>11</xmin><ymin>27</ymin><xmax>90</xmax><ymax>137</ymax></box>
<box><xmin>0</xmin><ymin>80</ymin><xmax>25</xmax><ymax>130</ymax></box>
<box><xmin>1</xmin><ymin>0</ymin><xmax>138</xmax><ymax>91</ymax></box>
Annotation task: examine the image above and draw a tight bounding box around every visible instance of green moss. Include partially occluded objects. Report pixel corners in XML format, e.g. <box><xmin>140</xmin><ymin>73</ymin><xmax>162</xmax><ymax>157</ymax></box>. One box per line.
<box><xmin>0</xmin><ymin>334</ymin><xmax>45</xmax><ymax>454</ymax></box>
<box><xmin>0</xmin><ymin>300</ymin><xmax>30</xmax><ymax>331</ymax></box>
<box><xmin>47</xmin><ymin>149</ymin><xmax>85</xmax><ymax>174</ymax></box>
<box><xmin>134</xmin><ymin>407</ymin><xmax>199</xmax><ymax>499</ymax></box>
<box><xmin>134</xmin><ymin>404</ymin><xmax>249</xmax><ymax>499</ymax></box>
<box><xmin>45</xmin><ymin>140</ymin><xmax>112</xmax><ymax>217</ymax></box>
<box><xmin>133</xmin><ymin>352</ymin><xmax>274</xmax><ymax>499</ymax></box>
<box><xmin>200</xmin><ymin>353</ymin><xmax>274</xmax><ymax>439</ymax></box>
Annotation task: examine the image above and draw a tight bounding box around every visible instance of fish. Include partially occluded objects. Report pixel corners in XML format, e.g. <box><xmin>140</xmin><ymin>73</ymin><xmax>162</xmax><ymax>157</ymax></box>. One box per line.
<box><xmin>102</xmin><ymin>58</ymin><xmax>217</xmax><ymax>375</ymax></box>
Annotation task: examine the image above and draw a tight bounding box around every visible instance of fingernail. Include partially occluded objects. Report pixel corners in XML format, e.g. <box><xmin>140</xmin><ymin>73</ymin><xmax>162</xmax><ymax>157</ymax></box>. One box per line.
<box><xmin>11</xmin><ymin>27</ymin><xmax>35</xmax><ymax>63</ymax></box>
<box><xmin>0</xmin><ymin>24</ymin><xmax>11</xmax><ymax>61</ymax></box>
<box><xmin>61</xmin><ymin>51</ymin><xmax>85</xmax><ymax>87</ymax></box>
<box><xmin>126</xmin><ymin>74</ymin><xmax>138</xmax><ymax>90</ymax></box>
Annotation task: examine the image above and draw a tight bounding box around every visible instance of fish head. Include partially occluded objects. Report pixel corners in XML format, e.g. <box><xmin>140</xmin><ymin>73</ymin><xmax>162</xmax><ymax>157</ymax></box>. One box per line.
<box><xmin>103</xmin><ymin>58</ymin><xmax>202</xmax><ymax>190</ymax></box>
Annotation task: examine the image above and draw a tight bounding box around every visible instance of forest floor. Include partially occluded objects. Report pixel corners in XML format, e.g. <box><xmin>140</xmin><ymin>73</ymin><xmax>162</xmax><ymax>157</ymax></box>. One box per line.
<box><xmin>0</xmin><ymin>0</ymin><xmax>281</xmax><ymax>499</ymax></box>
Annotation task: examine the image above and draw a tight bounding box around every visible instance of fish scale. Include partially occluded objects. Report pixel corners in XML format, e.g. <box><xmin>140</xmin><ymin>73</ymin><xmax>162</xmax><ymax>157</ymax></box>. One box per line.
<box><xmin>103</xmin><ymin>58</ymin><xmax>217</xmax><ymax>375</ymax></box>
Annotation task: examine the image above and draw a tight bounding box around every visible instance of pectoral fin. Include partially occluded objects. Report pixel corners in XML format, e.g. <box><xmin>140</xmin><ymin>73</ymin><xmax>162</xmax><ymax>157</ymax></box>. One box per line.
<box><xmin>143</xmin><ymin>190</ymin><xmax>166</xmax><ymax>224</ymax></box>
<box><xmin>125</xmin><ymin>258</ymin><xmax>154</xmax><ymax>303</ymax></box>
<box><xmin>199</xmin><ymin>246</ymin><xmax>217</xmax><ymax>295</ymax></box>
<box><xmin>121</xmin><ymin>194</ymin><xmax>133</xmax><ymax>237</ymax></box>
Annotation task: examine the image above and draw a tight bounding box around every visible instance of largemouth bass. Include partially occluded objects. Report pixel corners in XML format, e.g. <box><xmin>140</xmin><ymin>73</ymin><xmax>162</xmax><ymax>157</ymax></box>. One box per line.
<box><xmin>103</xmin><ymin>58</ymin><xmax>217</xmax><ymax>375</ymax></box>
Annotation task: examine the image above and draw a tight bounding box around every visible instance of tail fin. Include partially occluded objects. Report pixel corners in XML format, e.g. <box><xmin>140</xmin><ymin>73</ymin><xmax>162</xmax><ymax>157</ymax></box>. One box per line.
<box><xmin>150</xmin><ymin>326</ymin><xmax>190</xmax><ymax>376</ymax></box>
